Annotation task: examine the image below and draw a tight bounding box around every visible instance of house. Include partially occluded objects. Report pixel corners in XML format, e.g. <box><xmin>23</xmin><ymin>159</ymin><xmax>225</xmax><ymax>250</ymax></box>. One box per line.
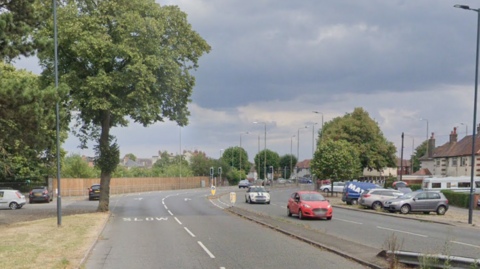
<box><xmin>419</xmin><ymin>125</ymin><xmax>480</xmax><ymax>177</ymax></box>
<box><xmin>81</xmin><ymin>155</ymin><xmax>95</xmax><ymax>168</ymax></box>
<box><xmin>119</xmin><ymin>155</ymin><xmax>144</xmax><ymax>170</ymax></box>
<box><xmin>397</xmin><ymin>158</ymin><xmax>411</xmax><ymax>176</ymax></box>
<box><xmin>293</xmin><ymin>159</ymin><xmax>311</xmax><ymax>179</ymax></box>
<box><xmin>183</xmin><ymin>149</ymin><xmax>206</xmax><ymax>164</ymax></box>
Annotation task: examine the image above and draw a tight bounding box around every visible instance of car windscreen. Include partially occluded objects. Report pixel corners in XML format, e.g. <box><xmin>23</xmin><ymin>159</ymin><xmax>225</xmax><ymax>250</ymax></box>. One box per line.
<box><xmin>300</xmin><ymin>193</ymin><xmax>326</xmax><ymax>201</ymax></box>
<box><xmin>250</xmin><ymin>187</ymin><xmax>266</xmax><ymax>192</ymax></box>
<box><xmin>91</xmin><ymin>185</ymin><xmax>100</xmax><ymax>190</ymax></box>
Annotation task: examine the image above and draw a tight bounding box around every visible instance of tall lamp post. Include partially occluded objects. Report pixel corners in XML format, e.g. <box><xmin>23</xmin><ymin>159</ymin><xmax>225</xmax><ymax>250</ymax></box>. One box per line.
<box><xmin>454</xmin><ymin>4</ymin><xmax>480</xmax><ymax>225</ymax></box>
<box><xmin>290</xmin><ymin>135</ymin><xmax>295</xmax><ymax>180</ymax></box>
<box><xmin>461</xmin><ymin>122</ymin><xmax>469</xmax><ymax>137</ymax></box>
<box><xmin>254</xmin><ymin>122</ymin><xmax>267</xmax><ymax>182</ymax></box>
<box><xmin>239</xmin><ymin>132</ymin><xmax>249</xmax><ymax>172</ymax></box>
<box><xmin>405</xmin><ymin>134</ymin><xmax>415</xmax><ymax>174</ymax></box>
<box><xmin>312</xmin><ymin>111</ymin><xmax>324</xmax><ymax>141</ymax></box>
<box><xmin>54</xmin><ymin>0</ymin><xmax>62</xmax><ymax>226</ymax></box>
<box><xmin>420</xmin><ymin>118</ymin><xmax>429</xmax><ymax>155</ymax></box>
<box><xmin>297</xmin><ymin>126</ymin><xmax>308</xmax><ymax>186</ymax></box>
<box><xmin>179</xmin><ymin>126</ymin><xmax>182</xmax><ymax>178</ymax></box>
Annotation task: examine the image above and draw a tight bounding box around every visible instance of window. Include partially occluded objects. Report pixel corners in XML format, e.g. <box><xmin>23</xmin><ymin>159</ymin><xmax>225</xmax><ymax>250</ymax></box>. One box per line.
<box><xmin>416</xmin><ymin>193</ymin><xmax>428</xmax><ymax>200</ymax></box>
<box><xmin>447</xmin><ymin>182</ymin><xmax>451</xmax><ymax>188</ymax></box>
<box><xmin>452</xmin><ymin>157</ymin><xmax>458</xmax><ymax>166</ymax></box>
<box><xmin>476</xmin><ymin>182</ymin><xmax>480</xmax><ymax>188</ymax></box>
<box><xmin>0</xmin><ymin>191</ymin><xmax>3</xmax><ymax>198</ymax></box>
<box><xmin>458</xmin><ymin>182</ymin><xmax>471</xmax><ymax>188</ymax></box>
<box><xmin>427</xmin><ymin>192</ymin><xmax>441</xmax><ymax>199</ymax></box>
<box><xmin>436</xmin><ymin>159</ymin><xmax>440</xmax><ymax>166</ymax></box>
<box><xmin>461</xmin><ymin>157</ymin><xmax>468</xmax><ymax>166</ymax></box>
<box><xmin>432</xmin><ymin>183</ymin><xmax>441</xmax><ymax>188</ymax></box>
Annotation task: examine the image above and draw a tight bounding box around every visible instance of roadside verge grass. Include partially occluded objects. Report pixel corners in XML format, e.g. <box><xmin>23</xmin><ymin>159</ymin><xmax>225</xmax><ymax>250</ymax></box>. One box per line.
<box><xmin>0</xmin><ymin>212</ymin><xmax>109</xmax><ymax>269</ymax></box>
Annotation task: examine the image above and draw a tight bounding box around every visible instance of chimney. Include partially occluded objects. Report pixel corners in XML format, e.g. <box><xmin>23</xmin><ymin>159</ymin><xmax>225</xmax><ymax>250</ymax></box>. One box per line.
<box><xmin>449</xmin><ymin>127</ymin><xmax>458</xmax><ymax>144</ymax></box>
<box><xmin>428</xmin><ymin>132</ymin><xmax>435</xmax><ymax>158</ymax></box>
<box><xmin>124</xmin><ymin>155</ymin><xmax>129</xmax><ymax>164</ymax></box>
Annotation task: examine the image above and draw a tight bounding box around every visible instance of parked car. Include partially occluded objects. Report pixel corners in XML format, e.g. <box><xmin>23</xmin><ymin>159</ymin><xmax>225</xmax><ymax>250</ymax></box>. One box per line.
<box><xmin>261</xmin><ymin>180</ymin><xmax>272</xmax><ymax>186</ymax></box>
<box><xmin>277</xmin><ymin>178</ymin><xmax>286</xmax><ymax>184</ymax></box>
<box><xmin>320</xmin><ymin>182</ymin><xmax>345</xmax><ymax>192</ymax></box>
<box><xmin>392</xmin><ymin>181</ymin><xmax>408</xmax><ymax>190</ymax></box>
<box><xmin>298</xmin><ymin>178</ymin><xmax>312</xmax><ymax>184</ymax></box>
<box><xmin>245</xmin><ymin>186</ymin><xmax>270</xmax><ymax>204</ymax></box>
<box><xmin>238</xmin><ymin>180</ymin><xmax>251</xmax><ymax>189</ymax></box>
<box><xmin>383</xmin><ymin>191</ymin><xmax>449</xmax><ymax>215</ymax></box>
<box><xmin>29</xmin><ymin>186</ymin><xmax>53</xmax><ymax>203</ymax></box>
<box><xmin>88</xmin><ymin>184</ymin><xmax>101</xmax><ymax>201</ymax></box>
<box><xmin>0</xmin><ymin>189</ymin><xmax>26</xmax><ymax>210</ymax></box>
<box><xmin>359</xmin><ymin>189</ymin><xmax>404</xmax><ymax>210</ymax></box>
<box><xmin>342</xmin><ymin>181</ymin><xmax>382</xmax><ymax>205</ymax></box>
<box><xmin>287</xmin><ymin>191</ymin><xmax>332</xmax><ymax>220</ymax></box>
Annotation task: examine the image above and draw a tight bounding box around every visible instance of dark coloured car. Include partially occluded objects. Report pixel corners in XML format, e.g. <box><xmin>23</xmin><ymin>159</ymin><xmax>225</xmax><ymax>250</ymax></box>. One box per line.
<box><xmin>29</xmin><ymin>186</ymin><xmax>53</xmax><ymax>203</ymax></box>
<box><xmin>88</xmin><ymin>184</ymin><xmax>101</xmax><ymax>201</ymax></box>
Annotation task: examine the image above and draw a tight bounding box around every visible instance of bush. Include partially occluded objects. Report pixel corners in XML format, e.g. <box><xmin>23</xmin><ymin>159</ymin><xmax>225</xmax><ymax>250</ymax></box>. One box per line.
<box><xmin>441</xmin><ymin>190</ymin><xmax>470</xmax><ymax>208</ymax></box>
<box><xmin>409</xmin><ymin>184</ymin><xmax>422</xmax><ymax>191</ymax></box>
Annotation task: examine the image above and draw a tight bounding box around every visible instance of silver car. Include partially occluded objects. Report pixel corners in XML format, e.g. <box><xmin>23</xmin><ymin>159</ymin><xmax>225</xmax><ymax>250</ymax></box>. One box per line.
<box><xmin>383</xmin><ymin>191</ymin><xmax>449</xmax><ymax>215</ymax></box>
<box><xmin>359</xmin><ymin>189</ymin><xmax>404</xmax><ymax>210</ymax></box>
<box><xmin>320</xmin><ymin>182</ymin><xmax>345</xmax><ymax>192</ymax></box>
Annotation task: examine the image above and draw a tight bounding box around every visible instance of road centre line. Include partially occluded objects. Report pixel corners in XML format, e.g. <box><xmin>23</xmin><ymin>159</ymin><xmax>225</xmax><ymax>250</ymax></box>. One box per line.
<box><xmin>451</xmin><ymin>241</ymin><xmax>480</xmax><ymax>249</ymax></box>
<box><xmin>174</xmin><ymin>217</ymin><xmax>182</xmax><ymax>225</ymax></box>
<box><xmin>377</xmin><ymin>226</ymin><xmax>428</xmax><ymax>237</ymax></box>
<box><xmin>184</xmin><ymin>227</ymin><xmax>196</xmax><ymax>237</ymax></box>
<box><xmin>198</xmin><ymin>241</ymin><xmax>215</xmax><ymax>258</ymax></box>
<box><xmin>168</xmin><ymin>210</ymin><xmax>173</xmax><ymax>216</ymax></box>
<box><xmin>335</xmin><ymin>218</ymin><xmax>363</xmax><ymax>225</ymax></box>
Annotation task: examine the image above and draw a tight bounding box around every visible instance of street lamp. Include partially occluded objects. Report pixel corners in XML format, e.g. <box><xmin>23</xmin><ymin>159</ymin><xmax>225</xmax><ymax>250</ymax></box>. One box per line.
<box><xmin>53</xmin><ymin>0</ymin><xmax>62</xmax><ymax>226</ymax></box>
<box><xmin>240</xmin><ymin>132</ymin><xmax>249</xmax><ymax>172</ymax></box>
<box><xmin>405</xmin><ymin>134</ymin><xmax>415</xmax><ymax>174</ymax></box>
<box><xmin>254</xmin><ymin>122</ymin><xmax>267</xmax><ymax>182</ymax></box>
<box><xmin>419</xmin><ymin>118</ymin><xmax>429</xmax><ymax>155</ymax></box>
<box><xmin>290</xmin><ymin>135</ymin><xmax>295</xmax><ymax>180</ymax></box>
<box><xmin>454</xmin><ymin>4</ymin><xmax>480</xmax><ymax>224</ymax></box>
<box><xmin>311</xmin><ymin>123</ymin><xmax>318</xmax><ymax>157</ymax></box>
<box><xmin>312</xmin><ymin>111</ymin><xmax>324</xmax><ymax>141</ymax></box>
<box><xmin>297</xmin><ymin>126</ymin><xmax>309</xmax><ymax>186</ymax></box>
<box><xmin>461</xmin><ymin>122</ymin><xmax>469</xmax><ymax>136</ymax></box>
<box><xmin>179</xmin><ymin>126</ymin><xmax>182</xmax><ymax>178</ymax></box>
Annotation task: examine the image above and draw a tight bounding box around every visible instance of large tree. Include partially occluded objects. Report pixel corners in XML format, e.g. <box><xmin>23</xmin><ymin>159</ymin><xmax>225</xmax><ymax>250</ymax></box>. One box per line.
<box><xmin>412</xmin><ymin>140</ymin><xmax>427</xmax><ymax>173</ymax></box>
<box><xmin>0</xmin><ymin>0</ymin><xmax>39</xmax><ymax>61</ymax></box>
<box><xmin>279</xmin><ymin>154</ymin><xmax>297</xmax><ymax>179</ymax></box>
<box><xmin>222</xmin><ymin>147</ymin><xmax>250</xmax><ymax>172</ymax></box>
<box><xmin>35</xmin><ymin>0</ymin><xmax>210</xmax><ymax>212</ymax></box>
<box><xmin>0</xmin><ymin>63</ymin><xmax>67</xmax><ymax>181</ymax></box>
<box><xmin>321</xmin><ymin>107</ymin><xmax>397</xmax><ymax>172</ymax></box>
<box><xmin>254</xmin><ymin>149</ymin><xmax>280</xmax><ymax>180</ymax></box>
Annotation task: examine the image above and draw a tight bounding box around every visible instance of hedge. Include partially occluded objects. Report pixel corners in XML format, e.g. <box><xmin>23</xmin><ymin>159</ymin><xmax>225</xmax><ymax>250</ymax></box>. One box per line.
<box><xmin>441</xmin><ymin>190</ymin><xmax>470</xmax><ymax>208</ymax></box>
<box><xmin>409</xmin><ymin>184</ymin><xmax>422</xmax><ymax>191</ymax></box>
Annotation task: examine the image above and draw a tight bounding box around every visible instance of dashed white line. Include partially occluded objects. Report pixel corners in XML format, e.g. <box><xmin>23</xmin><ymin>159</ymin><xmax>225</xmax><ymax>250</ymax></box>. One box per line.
<box><xmin>451</xmin><ymin>241</ymin><xmax>480</xmax><ymax>249</ymax></box>
<box><xmin>168</xmin><ymin>210</ymin><xmax>173</xmax><ymax>216</ymax></box>
<box><xmin>198</xmin><ymin>241</ymin><xmax>215</xmax><ymax>258</ymax></box>
<box><xmin>164</xmin><ymin>205</ymin><xmax>168</xmax><ymax>210</ymax></box>
<box><xmin>336</xmin><ymin>218</ymin><xmax>363</xmax><ymax>225</ymax></box>
<box><xmin>174</xmin><ymin>217</ymin><xmax>182</xmax><ymax>225</ymax></box>
<box><xmin>184</xmin><ymin>227</ymin><xmax>196</xmax><ymax>237</ymax></box>
<box><xmin>280</xmin><ymin>206</ymin><xmax>287</xmax><ymax>209</ymax></box>
<box><xmin>377</xmin><ymin>226</ymin><xmax>428</xmax><ymax>237</ymax></box>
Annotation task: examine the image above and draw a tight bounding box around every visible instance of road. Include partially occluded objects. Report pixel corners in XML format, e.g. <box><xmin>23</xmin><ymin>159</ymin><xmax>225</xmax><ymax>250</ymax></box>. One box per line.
<box><xmin>218</xmin><ymin>186</ymin><xmax>480</xmax><ymax>260</ymax></box>
<box><xmin>85</xmin><ymin>189</ymin><xmax>367</xmax><ymax>269</ymax></box>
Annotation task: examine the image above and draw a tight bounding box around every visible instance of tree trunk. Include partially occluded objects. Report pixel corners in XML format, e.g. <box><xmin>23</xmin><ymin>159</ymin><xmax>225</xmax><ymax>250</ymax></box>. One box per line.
<box><xmin>97</xmin><ymin>110</ymin><xmax>112</xmax><ymax>212</ymax></box>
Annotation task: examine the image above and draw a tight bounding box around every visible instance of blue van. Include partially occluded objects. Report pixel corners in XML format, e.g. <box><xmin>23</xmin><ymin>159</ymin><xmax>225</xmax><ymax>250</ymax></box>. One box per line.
<box><xmin>342</xmin><ymin>181</ymin><xmax>382</xmax><ymax>205</ymax></box>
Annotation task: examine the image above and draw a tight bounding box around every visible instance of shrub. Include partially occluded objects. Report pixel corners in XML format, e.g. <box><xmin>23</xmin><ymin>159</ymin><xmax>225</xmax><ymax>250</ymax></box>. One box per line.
<box><xmin>409</xmin><ymin>184</ymin><xmax>422</xmax><ymax>191</ymax></box>
<box><xmin>441</xmin><ymin>190</ymin><xmax>470</xmax><ymax>208</ymax></box>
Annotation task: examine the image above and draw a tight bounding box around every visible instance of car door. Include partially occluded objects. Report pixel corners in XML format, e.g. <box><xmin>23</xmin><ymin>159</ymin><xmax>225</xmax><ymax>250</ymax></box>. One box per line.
<box><xmin>412</xmin><ymin>192</ymin><xmax>428</xmax><ymax>211</ymax></box>
<box><xmin>291</xmin><ymin>193</ymin><xmax>301</xmax><ymax>213</ymax></box>
<box><xmin>426</xmin><ymin>192</ymin><xmax>441</xmax><ymax>211</ymax></box>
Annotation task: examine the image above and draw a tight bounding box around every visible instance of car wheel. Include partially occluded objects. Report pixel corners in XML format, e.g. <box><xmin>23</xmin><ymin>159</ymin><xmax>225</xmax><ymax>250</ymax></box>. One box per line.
<box><xmin>351</xmin><ymin>199</ymin><xmax>358</xmax><ymax>205</ymax></box>
<box><xmin>322</xmin><ymin>188</ymin><xmax>328</xmax><ymax>192</ymax></box>
<box><xmin>436</xmin><ymin>205</ymin><xmax>447</xmax><ymax>215</ymax></box>
<box><xmin>372</xmin><ymin>201</ymin><xmax>382</xmax><ymax>211</ymax></box>
<box><xmin>245</xmin><ymin>196</ymin><xmax>248</xmax><ymax>203</ymax></box>
<box><xmin>249</xmin><ymin>197</ymin><xmax>253</xmax><ymax>204</ymax></box>
<box><xmin>266</xmin><ymin>201</ymin><xmax>270</xmax><ymax>204</ymax></box>
<box><xmin>326</xmin><ymin>216</ymin><xmax>332</xmax><ymax>220</ymax></box>
<box><xmin>18</xmin><ymin>205</ymin><xmax>23</xmax><ymax>209</ymax></box>
<box><xmin>9</xmin><ymin>202</ymin><xmax>18</xmax><ymax>210</ymax></box>
<box><xmin>287</xmin><ymin>207</ymin><xmax>292</xmax><ymax>217</ymax></box>
<box><xmin>400</xmin><ymin>204</ymin><xmax>411</xmax><ymax>214</ymax></box>
<box><xmin>298</xmin><ymin>209</ymin><xmax>303</xmax><ymax>220</ymax></box>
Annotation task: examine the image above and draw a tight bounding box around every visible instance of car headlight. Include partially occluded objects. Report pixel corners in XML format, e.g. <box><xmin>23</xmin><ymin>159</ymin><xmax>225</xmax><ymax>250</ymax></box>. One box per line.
<box><xmin>327</xmin><ymin>204</ymin><xmax>332</xmax><ymax>208</ymax></box>
<box><xmin>302</xmin><ymin>204</ymin><xmax>311</xmax><ymax>208</ymax></box>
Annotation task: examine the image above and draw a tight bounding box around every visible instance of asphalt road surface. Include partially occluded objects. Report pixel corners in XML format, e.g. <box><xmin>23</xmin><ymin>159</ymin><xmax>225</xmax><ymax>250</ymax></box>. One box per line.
<box><xmin>85</xmin><ymin>189</ymin><xmax>368</xmax><ymax>269</ymax></box>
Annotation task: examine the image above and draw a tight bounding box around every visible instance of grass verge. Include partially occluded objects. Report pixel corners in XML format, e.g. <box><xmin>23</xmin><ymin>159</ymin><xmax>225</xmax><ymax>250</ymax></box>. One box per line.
<box><xmin>0</xmin><ymin>212</ymin><xmax>109</xmax><ymax>269</ymax></box>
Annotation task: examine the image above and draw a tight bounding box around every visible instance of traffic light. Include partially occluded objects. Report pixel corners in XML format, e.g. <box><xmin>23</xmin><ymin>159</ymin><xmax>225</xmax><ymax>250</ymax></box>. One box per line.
<box><xmin>218</xmin><ymin>167</ymin><xmax>222</xmax><ymax>174</ymax></box>
<box><xmin>270</xmin><ymin>166</ymin><xmax>274</xmax><ymax>174</ymax></box>
<box><xmin>210</xmin><ymin>167</ymin><xmax>214</xmax><ymax>176</ymax></box>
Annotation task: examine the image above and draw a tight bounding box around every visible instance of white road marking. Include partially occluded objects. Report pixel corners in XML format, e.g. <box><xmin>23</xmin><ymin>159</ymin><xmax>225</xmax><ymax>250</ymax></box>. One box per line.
<box><xmin>280</xmin><ymin>206</ymin><xmax>287</xmax><ymax>209</ymax></box>
<box><xmin>451</xmin><ymin>241</ymin><xmax>480</xmax><ymax>249</ymax></box>
<box><xmin>209</xmin><ymin>199</ymin><xmax>225</xmax><ymax>209</ymax></box>
<box><xmin>168</xmin><ymin>210</ymin><xmax>173</xmax><ymax>216</ymax></box>
<box><xmin>335</xmin><ymin>218</ymin><xmax>363</xmax><ymax>225</ymax></box>
<box><xmin>164</xmin><ymin>205</ymin><xmax>168</xmax><ymax>210</ymax></box>
<box><xmin>198</xmin><ymin>241</ymin><xmax>215</xmax><ymax>258</ymax></box>
<box><xmin>162</xmin><ymin>201</ymin><xmax>165</xmax><ymax>205</ymax></box>
<box><xmin>174</xmin><ymin>217</ymin><xmax>182</xmax><ymax>225</ymax></box>
<box><xmin>184</xmin><ymin>227</ymin><xmax>196</xmax><ymax>237</ymax></box>
<box><xmin>377</xmin><ymin>226</ymin><xmax>428</xmax><ymax>237</ymax></box>
<box><xmin>271</xmin><ymin>203</ymin><xmax>277</xmax><ymax>206</ymax></box>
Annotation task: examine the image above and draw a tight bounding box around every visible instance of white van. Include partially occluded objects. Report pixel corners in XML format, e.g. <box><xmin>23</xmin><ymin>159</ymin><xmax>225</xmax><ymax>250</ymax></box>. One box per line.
<box><xmin>422</xmin><ymin>177</ymin><xmax>480</xmax><ymax>193</ymax></box>
<box><xmin>0</xmin><ymin>189</ymin><xmax>26</xmax><ymax>209</ymax></box>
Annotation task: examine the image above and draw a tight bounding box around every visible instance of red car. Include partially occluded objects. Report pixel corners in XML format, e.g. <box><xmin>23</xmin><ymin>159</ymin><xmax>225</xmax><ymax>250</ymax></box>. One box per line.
<box><xmin>287</xmin><ymin>191</ymin><xmax>332</xmax><ymax>220</ymax></box>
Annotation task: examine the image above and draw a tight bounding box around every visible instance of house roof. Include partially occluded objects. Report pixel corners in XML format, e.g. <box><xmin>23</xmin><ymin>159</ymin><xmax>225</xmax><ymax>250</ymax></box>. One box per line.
<box><xmin>413</xmin><ymin>168</ymin><xmax>432</xmax><ymax>176</ymax></box>
<box><xmin>121</xmin><ymin>159</ymin><xmax>144</xmax><ymax>168</ymax></box>
<box><xmin>296</xmin><ymin>159</ymin><xmax>311</xmax><ymax>169</ymax></box>
<box><xmin>397</xmin><ymin>158</ymin><xmax>411</xmax><ymax>167</ymax></box>
<box><xmin>433</xmin><ymin>134</ymin><xmax>480</xmax><ymax>158</ymax></box>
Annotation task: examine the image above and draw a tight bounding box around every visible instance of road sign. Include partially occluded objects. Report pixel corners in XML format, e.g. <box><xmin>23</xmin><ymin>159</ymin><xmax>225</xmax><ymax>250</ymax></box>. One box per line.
<box><xmin>211</xmin><ymin>185</ymin><xmax>216</xmax><ymax>196</ymax></box>
<box><xmin>230</xmin><ymin>192</ymin><xmax>236</xmax><ymax>205</ymax></box>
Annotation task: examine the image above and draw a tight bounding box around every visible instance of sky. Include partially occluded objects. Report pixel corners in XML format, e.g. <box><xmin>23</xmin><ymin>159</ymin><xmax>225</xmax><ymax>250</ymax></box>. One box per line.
<box><xmin>12</xmin><ymin>0</ymin><xmax>480</xmax><ymax>164</ymax></box>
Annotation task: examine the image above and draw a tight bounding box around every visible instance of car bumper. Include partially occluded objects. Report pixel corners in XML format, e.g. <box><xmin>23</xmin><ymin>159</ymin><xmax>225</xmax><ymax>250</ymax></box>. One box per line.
<box><xmin>89</xmin><ymin>193</ymin><xmax>100</xmax><ymax>199</ymax></box>
<box><xmin>29</xmin><ymin>195</ymin><xmax>51</xmax><ymax>202</ymax></box>
<box><xmin>384</xmin><ymin>204</ymin><xmax>402</xmax><ymax>211</ymax></box>
<box><xmin>302</xmin><ymin>207</ymin><xmax>333</xmax><ymax>218</ymax></box>
<box><xmin>250</xmin><ymin>197</ymin><xmax>270</xmax><ymax>203</ymax></box>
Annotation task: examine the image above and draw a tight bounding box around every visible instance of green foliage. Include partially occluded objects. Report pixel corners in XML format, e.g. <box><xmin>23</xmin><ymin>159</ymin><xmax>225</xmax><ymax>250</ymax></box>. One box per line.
<box><xmin>61</xmin><ymin>154</ymin><xmax>96</xmax><ymax>178</ymax></box>
<box><xmin>94</xmin><ymin>138</ymin><xmax>120</xmax><ymax>175</ymax></box>
<box><xmin>384</xmin><ymin>176</ymin><xmax>396</xmax><ymax>188</ymax></box>
<box><xmin>222</xmin><ymin>147</ymin><xmax>249</xmax><ymax>172</ymax></box>
<box><xmin>409</xmin><ymin>183</ymin><xmax>422</xmax><ymax>191</ymax></box>
<box><xmin>254</xmin><ymin>149</ymin><xmax>280</xmax><ymax>180</ymax></box>
<box><xmin>125</xmin><ymin>153</ymin><xmax>137</xmax><ymax>162</ymax></box>
<box><xmin>412</xmin><ymin>140</ymin><xmax>427</xmax><ymax>173</ymax></box>
<box><xmin>0</xmin><ymin>0</ymin><xmax>40</xmax><ymax>61</ymax></box>
<box><xmin>279</xmin><ymin>154</ymin><xmax>297</xmax><ymax>179</ymax></box>
<box><xmin>152</xmin><ymin>151</ymin><xmax>173</xmax><ymax>170</ymax></box>
<box><xmin>321</xmin><ymin>107</ymin><xmax>397</xmax><ymax>172</ymax></box>
<box><xmin>311</xmin><ymin>139</ymin><xmax>361</xmax><ymax>182</ymax></box>
<box><xmin>189</xmin><ymin>153</ymin><xmax>213</xmax><ymax>176</ymax></box>
<box><xmin>226</xmin><ymin>168</ymin><xmax>245</xmax><ymax>185</ymax></box>
<box><xmin>441</xmin><ymin>190</ymin><xmax>470</xmax><ymax>208</ymax></box>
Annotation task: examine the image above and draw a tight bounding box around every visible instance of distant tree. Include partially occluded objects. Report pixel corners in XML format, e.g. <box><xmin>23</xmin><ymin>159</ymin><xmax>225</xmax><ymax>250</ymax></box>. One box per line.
<box><xmin>254</xmin><ymin>149</ymin><xmax>280</xmax><ymax>180</ymax></box>
<box><xmin>125</xmin><ymin>153</ymin><xmax>137</xmax><ymax>162</ymax></box>
<box><xmin>226</xmin><ymin>168</ymin><xmax>245</xmax><ymax>186</ymax></box>
<box><xmin>35</xmin><ymin>0</ymin><xmax>210</xmax><ymax>212</ymax></box>
<box><xmin>222</xmin><ymin>147</ymin><xmax>249</xmax><ymax>172</ymax></box>
<box><xmin>321</xmin><ymin>107</ymin><xmax>397</xmax><ymax>172</ymax></box>
<box><xmin>62</xmin><ymin>154</ymin><xmax>95</xmax><ymax>178</ymax></box>
<box><xmin>153</xmin><ymin>151</ymin><xmax>173</xmax><ymax>170</ymax></box>
<box><xmin>189</xmin><ymin>154</ymin><xmax>212</xmax><ymax>176</ymax></box>
<box><xmin>279</xmin><ymin>154</ymin><xmax>297</xmax><ymax>179</ymax></box>
<box><xmin>311</xmin><ymin>140</ymin><xmax>361</xmax><ymax>195</ymax></box>
<box><xmin>412</xmin><ymin>140</ymin><xmax>428</xmax><ymax>173</ymax></box>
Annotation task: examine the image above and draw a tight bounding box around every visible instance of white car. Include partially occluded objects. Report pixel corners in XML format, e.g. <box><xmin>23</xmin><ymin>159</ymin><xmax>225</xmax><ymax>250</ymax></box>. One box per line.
<box><xmin>0</xmin><ymin>189</ymin><xmax>26</xmax><ymax>209</ymax></box>
<box><xmin>245</xmin><ymin>186</ymin><xmax>270</xmax><ymax>204</ymax></box>
<box><xmin>320</xmin><ymin>182</ymin><xmax>345</xmax><ymax>193</ymax></box>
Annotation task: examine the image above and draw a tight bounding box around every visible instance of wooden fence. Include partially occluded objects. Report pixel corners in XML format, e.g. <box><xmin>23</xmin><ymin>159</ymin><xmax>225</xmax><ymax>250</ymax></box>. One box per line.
<box><xmin>52</xmin><ymin>176</ymin><xmax>210</xmax><ymax>197</ymax></box>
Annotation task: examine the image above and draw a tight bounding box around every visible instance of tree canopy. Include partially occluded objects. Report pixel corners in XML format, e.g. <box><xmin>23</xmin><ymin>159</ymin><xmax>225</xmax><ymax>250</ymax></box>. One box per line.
<box><xmin>222</xmin><ymin>147</ymin><xmax>250</xmax><ymax>172</ymax></box>
<box><xmin>321</xmin><ymin>107</ymin><xmax>397</xmax><ymax>172</ymax></box>
<box><xmin>254</xmin><ymin>149</ymin><xmax>280</xmax><ymax>180</ymax></box>
<box><xmin>35</xmin><ymin>0</ymin><xmax>210</xmax><ymax>211</ymax></box>
<box><xmin>412</xmin><ymin>140</ymin><xmax>427</xmax><ymax>172</ymax></box>
<box><xmin>279</xmin><ymin>154</ymin><xmax>297</xmax><ymax>179</ymax></box>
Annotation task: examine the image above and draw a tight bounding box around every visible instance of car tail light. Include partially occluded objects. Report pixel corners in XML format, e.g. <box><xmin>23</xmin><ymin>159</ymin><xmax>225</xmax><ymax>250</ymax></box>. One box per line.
<box><xmin>15</xmin><ymin>192</ymin><xmax>21</xmax><ymax>198</ymax></box>
<box><xmin>446</xmin><ymin>199</ymin><xmax>449</xmax><ymax>204</ymax></box>
<box><xmin>89</xmin><ymin>188</ymin><xmax>92</xmax><ymax>192</ymax></box>
<box><xmin>363</xmin><ymin>194</ymin><xmax>371</xmax><ymax>198</ymax></box>
<box><xmin>29</xmin><ymin>191</ymin><xmax>33</xmax><ymax>195</ymax></box>
<box><xmin>44</xmin><ymin>190</ymin><xmax>48</xmax><ymax>194</ymax></box>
